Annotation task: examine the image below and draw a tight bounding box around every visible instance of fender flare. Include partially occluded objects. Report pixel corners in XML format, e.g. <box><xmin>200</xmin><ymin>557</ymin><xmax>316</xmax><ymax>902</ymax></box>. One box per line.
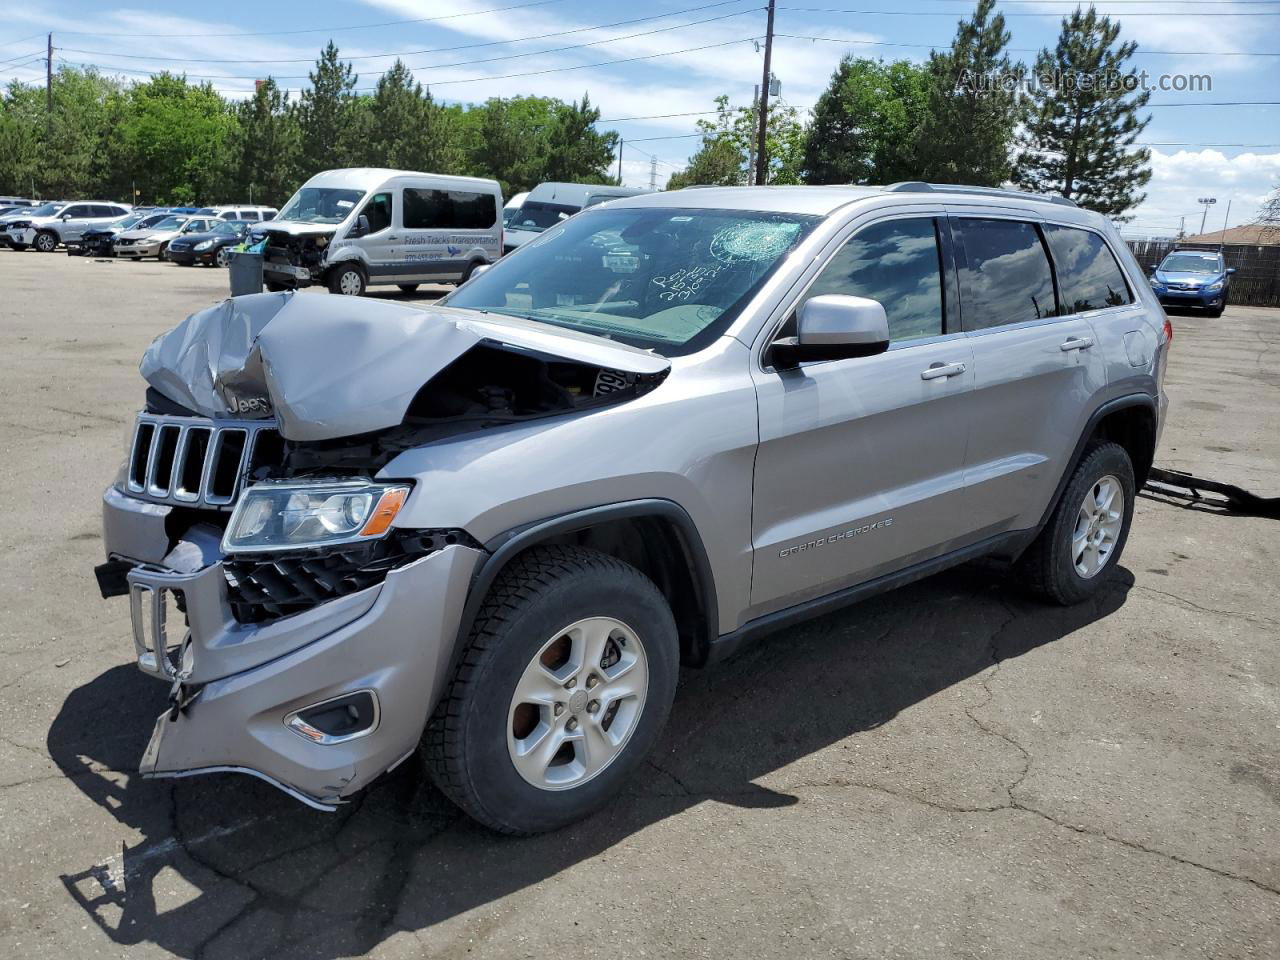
<box><xmin>454</xmin><ymin>498</ymin><xmax>720</xmax><ymax>660</ymax></box>
<box><xmin>1032</xmin><ymin>392</ymin><xmax>1158</xmax><ymax>536</ymax></box>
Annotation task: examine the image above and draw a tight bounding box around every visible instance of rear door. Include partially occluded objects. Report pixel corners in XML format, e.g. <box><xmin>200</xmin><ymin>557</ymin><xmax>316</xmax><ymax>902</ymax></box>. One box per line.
<box><xmin>399</xmin><ymin>186</ymin><xmax>499</xmax><ymax>281</ymax></box>
<box><xmin>749</xmin><ymin>212</ymin><xmax>978</xmax><ymax>615</ymax></box>
<box><xmin>950</xmin><ymin>211</ymin><xmax>1107</xmax><ymax>535</ymax></box>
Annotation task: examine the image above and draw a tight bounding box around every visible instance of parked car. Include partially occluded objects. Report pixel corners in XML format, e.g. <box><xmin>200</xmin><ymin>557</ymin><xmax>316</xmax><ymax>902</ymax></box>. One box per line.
<box><xmin>503</xmin><ymin>182</ymin><xmax>652</xmax><ymax>254</ymax></box>
<box><xmin>165</xmin><ymin>220</ymin><xmax>250</xmax><ymax>266</ymax></box>
<box><xmin>97</xmin><ymin>182</ymin><xmax>1169</xmax><ymax>833</ymax></box>
<box><xmin>253</xmin><ymin>167</ymin><xmax>503</xmax><ymax>296</ymax></box>
<box><xmin>200</xmin><ymin>205</ymin><xmax>279</xmax><ymax>222</ymax></box>
<box><xmin>1147</xmin><ymin>249</ymin><xmax>1235</xmax><ymax>317</ymax></box>
<box><xmin>0</xmin><ymin>201</ymin><xmax>66</xmax><ymax>248</ymax></box>
<box><xmin>501</xmin><ymin>191</ymin><xmax>529</xmax><ymax>227</ymax></box>
<box><xmin>0</xmin><ymin>196</ymin><xmax>36</xmax><ymax>207</ymax></box>
<box><xmin>66</xmin><ymin>211</ymin><xmax>168</xmax><ymax>256</ymax></box>
<box><xmin>4</xmin><ymin>201</ymin><xmax>132</xmax><ymax>252</ymax></box>
<box><xmin>113</xmin><ymin>215</ymin><xmax>220</xmax><ymax>260</ymax></box>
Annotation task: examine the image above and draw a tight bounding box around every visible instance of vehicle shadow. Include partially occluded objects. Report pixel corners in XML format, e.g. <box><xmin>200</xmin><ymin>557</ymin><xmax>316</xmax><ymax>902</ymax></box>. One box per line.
<box><xmin>48</xmin><ymin>565</ymin><xmax>1133</xmax><ymax>958</ymax></box>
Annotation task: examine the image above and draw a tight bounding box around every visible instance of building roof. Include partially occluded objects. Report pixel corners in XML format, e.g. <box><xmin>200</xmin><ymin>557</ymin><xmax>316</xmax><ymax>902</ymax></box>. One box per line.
<box><xmin>1181</xmin><ymin>223</ymin><xmax>1280</xmax><ymax>246</ymax></box>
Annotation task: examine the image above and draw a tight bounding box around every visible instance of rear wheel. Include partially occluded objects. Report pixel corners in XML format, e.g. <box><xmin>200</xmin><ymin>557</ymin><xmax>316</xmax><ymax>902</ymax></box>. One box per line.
<box><xmin>157</xmin><ymin>242</ymin><xmax>169</xmax><ymax>261</ymax></box>
<box><xmin>35</xmin><ymin>231</ymin><xmax>58</xmax><ymax>253</ymax></box>
<box><xmin>424</xmin><ymin>545</ymin><xmax>679</xmax><ymax>834</ymax></box>
<box><xmin>1017</xmin><ymin>442</ymin><xmax>1135</xmax><ymax>604</ymax></box>
<box><xmin>327</xmin><ymin>263</ymin><xmax>366</xmax><ymax>296</ymax></box>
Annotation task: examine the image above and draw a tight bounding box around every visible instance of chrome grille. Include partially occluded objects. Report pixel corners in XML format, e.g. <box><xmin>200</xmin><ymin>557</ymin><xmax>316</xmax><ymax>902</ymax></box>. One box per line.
<box><xmin>126</xmin><ymin>413</ymin><xmax>280</xmax><ymax>509</ymax></box>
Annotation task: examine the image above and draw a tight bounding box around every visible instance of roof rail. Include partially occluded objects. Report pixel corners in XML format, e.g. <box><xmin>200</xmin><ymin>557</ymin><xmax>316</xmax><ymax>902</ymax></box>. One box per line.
<box><xmin>884</xmin><ymin>182</ymin><xmax>1079</xmax><ymax>208</ymax></box>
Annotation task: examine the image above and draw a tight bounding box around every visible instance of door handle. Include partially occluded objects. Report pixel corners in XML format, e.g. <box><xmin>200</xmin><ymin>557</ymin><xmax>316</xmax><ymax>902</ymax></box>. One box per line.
<box><xmin>1060</xmin><ymin>336</ymin><xmax>1094</xmax><ymax>351</ymax></box>
<box><xmin>920</xmin><ymin>361</ymin><xmax>967</xmax><ymax>381</ymax></box>
<box><xmin>386</xmin><ymin>235</ymin><xmax>399</xmax><ymax>240</ymax></box>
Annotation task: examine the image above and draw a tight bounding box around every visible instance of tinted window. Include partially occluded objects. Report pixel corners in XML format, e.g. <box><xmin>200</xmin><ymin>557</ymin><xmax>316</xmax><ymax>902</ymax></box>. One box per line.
<box><xmin>955</xmin><ymin>219</ymin><xmax>1057</xmax><ymax>329</ymax></box>
<box><xmin>89</xmin><ymin>205</ymin><xmax>112</xmax><ymax>217</ymax></box>
<box><xmin>804</xmin><ymin>218</ymin><xmax>944</xmax><ymax>342</ymax></box>
<box><xmin>1042</xmin><ymin>225</ymin><xmax>1131</xmax><ymax>311</ymax></box>
<box><xmin>241</xmin><ymin>211</ymin><xmax>259</xmax><ymax>221</ymax></box>
<box><xmin>62</xmin><ymin>205</ymin><xmax>91</xmax><ymax>218</ymax></box>
<box><xmin>361</xmin><ymin>192</ymin><xmax>393</xmax><ymax>233</ymax></box>
<box><xmin>404</xmin><ymin>188</ymin><xmax>497</xmax><ymax>230</ymax></box>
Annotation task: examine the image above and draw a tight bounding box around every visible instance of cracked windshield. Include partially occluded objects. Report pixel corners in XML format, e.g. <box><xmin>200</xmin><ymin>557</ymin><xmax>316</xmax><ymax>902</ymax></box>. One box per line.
<box><xmin>448</xmin><ymin>207</ymin><xmax>818</xmax><ymax>355</ymax></box>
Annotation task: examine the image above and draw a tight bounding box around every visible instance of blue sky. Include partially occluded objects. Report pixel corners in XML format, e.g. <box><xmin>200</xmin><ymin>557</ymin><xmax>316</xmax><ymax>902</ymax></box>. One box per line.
<box><xmin>3</xmin><ymin>0</ymin><xmax>1277</xmax><ymax>235</ymax></box>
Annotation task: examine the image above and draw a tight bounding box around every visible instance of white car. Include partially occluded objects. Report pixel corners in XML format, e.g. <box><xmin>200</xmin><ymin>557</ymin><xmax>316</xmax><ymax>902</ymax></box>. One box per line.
<box><xmin>5</xmin><ymin>201</ymin><xmax>133</xmax><ymax>252</ymax></box>
<box><xmin>113</xmin><ymin>215</ymin><xmax>220</xmax><ymax>260</ymax></box>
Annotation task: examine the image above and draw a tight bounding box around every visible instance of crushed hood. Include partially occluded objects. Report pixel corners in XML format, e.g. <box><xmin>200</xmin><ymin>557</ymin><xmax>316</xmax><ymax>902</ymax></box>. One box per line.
<box><xmin>140</xmin><ymin>293</ymin><xmax>670</xmax><ymax>442</ymax></box>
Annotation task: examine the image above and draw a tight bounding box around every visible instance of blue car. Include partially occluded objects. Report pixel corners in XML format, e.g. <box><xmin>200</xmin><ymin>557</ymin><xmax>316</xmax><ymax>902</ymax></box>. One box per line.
<box><xmin>1149</xmin><ymin>250</ymin><xmax>1235</xmax><ymax>317</ymax></box>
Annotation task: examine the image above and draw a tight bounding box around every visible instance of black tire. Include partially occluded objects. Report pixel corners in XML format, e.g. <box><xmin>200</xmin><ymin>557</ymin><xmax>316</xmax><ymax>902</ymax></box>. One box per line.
<box><xmin>34</xmin><ymin>230</ymin><xmax>59</xmax><ymax>253</ymax></box>
<box><xmin>1206</xmin><ymin>305</ymin><xmax>1224</xmax><ymax>318</ymax></box>
<box><xmin>265</xmin><ymin>281</ymin><xmax>289</xmax><ymax>292</ymax></box>
<box><xmin>1017</xmin><ymin>442</ymin><xmax>1135</xmax><ymax>605</ymax></box>
<box><xmin>327</xmin><ymin>262</ymin><xmax>366</xmax><ymax>296</ymax></box>
<box><xmin>157</xmin><ymin>242</ymin><xmax>169</xmax><ymax>261</ymax></box>
<box><xmin>11</xmin><ymin>244</ymin><xmax>28</xmax><ymax>251</ymax></box>
<box><xmin>457</xmin><ymin>259</ymin><xmax>485</xmax><ymax>285</ymax></box>
<box><xmin>397</xmin><ymin>283</ymin><xmax>419</xmax><ymax>293</ymax></box>
<box><xmin>424</xmin><ymin>545</ymin><xmax>679</xmax><ymax>834</ymax></box>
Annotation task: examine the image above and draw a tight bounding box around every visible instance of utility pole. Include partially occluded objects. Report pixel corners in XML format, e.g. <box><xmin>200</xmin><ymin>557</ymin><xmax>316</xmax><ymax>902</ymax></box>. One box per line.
<box><xmin>1219</xmin><ymin>198</ymin><xmax>1232</xmax><ymax>247</ymax></box>
<box><xmin>649</xmin><ymin>155</ymin><xmax>657</xmax><ymax>191</ymax></box>
<box><xmin>754</xmin><ymin>0</ymin><xmax>775</xmax><ymax>186</ymax></box>
<box><xmin>616</xmin><ymin>139</ymin><xmax>624</xmax><ymax>184</ymax></box>
<box><xmin>46</xmin><ymin>33</ymin><xmax>53</xmax><ymax>136</ymax></box>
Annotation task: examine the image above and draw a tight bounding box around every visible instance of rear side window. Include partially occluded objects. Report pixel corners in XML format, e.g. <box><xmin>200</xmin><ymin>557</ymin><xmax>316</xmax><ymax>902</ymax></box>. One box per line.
<box><xmin>219</xmin><ymin>212</ymin><xmax>236</xmax><ymax>220</ymax></box>
<box><xmin>241</xmin><ymin>211</ymin><xmax>259</xmax><ymax>221</ymax></box>
<box><xmin>1043</xmin><ymin>225</ymin><xmax>1132</xmax><ymax>311</ymax></box>
<box><xmin>954</xmin><ymin>218</ymin><xmax>1058</xmax><ymax>329</ymax></box>
<box><xmin>403</xmin><ymin>188</ymin><xmax>498</xmax><ymax>230</ymax></box>
<box><xmin>803</xmin><ymin>217</ymin><xmax>944</xmax><ymax>342</ymax></box>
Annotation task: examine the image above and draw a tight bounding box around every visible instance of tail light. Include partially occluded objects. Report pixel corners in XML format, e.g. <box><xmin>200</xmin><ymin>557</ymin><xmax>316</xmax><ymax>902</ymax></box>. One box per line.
<box><xmin>1162</xmin><ymin>316</ymin><xmax>1173</xmax><ymax>344</ymax></box>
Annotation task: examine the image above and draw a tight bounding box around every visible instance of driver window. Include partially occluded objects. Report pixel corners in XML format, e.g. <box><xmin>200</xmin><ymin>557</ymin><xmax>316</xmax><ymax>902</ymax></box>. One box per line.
<box><xmin>799</xmin><ymin>218</ymin><xmax>945</xmax><ymax>343</ymax></box>
<box><xmin>362</xmin><ymin>192</ymin><xmax>393</xmax><ymax>233</ymax></box>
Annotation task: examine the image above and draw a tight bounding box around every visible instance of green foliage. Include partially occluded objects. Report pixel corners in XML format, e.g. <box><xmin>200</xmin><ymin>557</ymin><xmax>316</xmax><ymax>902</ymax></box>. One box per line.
<box><xmin>234</xmin><ymin>78</ymin><xmax>302</xmax><ymax>206</ymax></box>
<box><xmin>297</xmin><ymin>41</ymin><xmax>360</xmax><ymax>173</ymax></box>
<box><xmin>917</xmin><ymin>0</ymin><xmax>1023</xmax><ymax>186</ymax></box>
<box><xmin>667</xmin><ymin>94</ymin><xmax>806</xmax><ymax>189</ymax></box>
<box><xmin>803</xmin><ymin>57</ymin><xmax>930</xmax><ymax>185</ymax></box>
<box><xmin>1013</xmin><ymin>6</ymin><xmax>1151</xmax><ymax>219</ymax></box>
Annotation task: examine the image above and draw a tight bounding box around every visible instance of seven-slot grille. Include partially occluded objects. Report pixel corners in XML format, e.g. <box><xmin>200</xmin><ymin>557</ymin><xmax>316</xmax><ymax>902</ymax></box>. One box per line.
<box><xmin>126</xmin><ymin>413</ymin><xmax>282</xmax><ymax>509</ymax></box>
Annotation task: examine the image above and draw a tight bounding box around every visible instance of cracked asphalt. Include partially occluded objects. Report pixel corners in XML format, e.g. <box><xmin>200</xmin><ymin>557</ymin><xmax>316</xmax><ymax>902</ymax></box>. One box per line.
<box><xmin>1</xmin><ymin>252</ymin><xmax>1277</xmax><ymax>959</ymax></box>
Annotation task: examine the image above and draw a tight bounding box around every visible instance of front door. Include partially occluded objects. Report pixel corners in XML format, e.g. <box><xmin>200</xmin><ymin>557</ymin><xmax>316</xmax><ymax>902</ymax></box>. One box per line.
<box><xmin>352</xmin><ymin>191</ymin><xmax>396</xmax><ymax>281</ymax></box>
<box><xmin>749</xmin><ymin>215</ymin><xmax>977</xmax><ymax>615</ymax></box>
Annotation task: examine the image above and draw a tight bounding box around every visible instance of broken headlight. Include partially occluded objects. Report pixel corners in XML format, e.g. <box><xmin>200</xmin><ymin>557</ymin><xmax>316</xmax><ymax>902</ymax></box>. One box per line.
<box><xmin>222</xmin><ymin>479</ymin><xmax>410</xmax><ymax>554</ymax></box>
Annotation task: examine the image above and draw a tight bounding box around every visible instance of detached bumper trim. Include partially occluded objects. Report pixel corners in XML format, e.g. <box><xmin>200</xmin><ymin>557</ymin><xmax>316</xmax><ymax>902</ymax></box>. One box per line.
<box><xmin>142</xmin><ymin>764</ymin><xmax>340</xmax><ymax>812</ymax></box>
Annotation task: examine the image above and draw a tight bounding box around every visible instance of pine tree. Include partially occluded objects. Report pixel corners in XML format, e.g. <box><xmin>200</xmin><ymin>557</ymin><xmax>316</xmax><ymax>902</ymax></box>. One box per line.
<box><xmin>297</xmin><ymin>41</ymin><xmax>358</xmax><ymax>173</ymax></box>
<box><xmin>1013</xmin><ymin>6</ymin><xmax>1151</xmax><ymax>218</ymax></box>
<box><xmin>916</xmin><ymin>0</ymin><xmax>1022</xmax><ymax>186</ymax></box>
<box><xmin>235</xmin><ymin>77</ymin><xmax>301</xmax><ymax>205</ymax></box>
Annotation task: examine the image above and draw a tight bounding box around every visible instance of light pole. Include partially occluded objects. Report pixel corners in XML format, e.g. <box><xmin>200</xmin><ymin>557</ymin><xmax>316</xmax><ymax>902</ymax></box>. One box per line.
<box><xmin>1197</xmin><ymin>197</ymin><xmax>1217</xmax><ymax>234</ymax></box>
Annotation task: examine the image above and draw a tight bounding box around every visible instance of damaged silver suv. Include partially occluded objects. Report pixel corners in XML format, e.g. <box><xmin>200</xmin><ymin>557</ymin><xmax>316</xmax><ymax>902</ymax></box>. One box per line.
<box><xmin>98</xmin><ymin>183</ymin><xmax>1170</xmax><ymax>833</ymax></box>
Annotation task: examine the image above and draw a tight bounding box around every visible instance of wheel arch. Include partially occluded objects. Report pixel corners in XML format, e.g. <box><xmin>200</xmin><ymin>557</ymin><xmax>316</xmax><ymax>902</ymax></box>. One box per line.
<box><xmin>456</xmin><ymin>499</ymin><xmax>719</xmax><ymax>668</ymax></box>
<box><xmin>1032</xmin><ymin>393</ymin><xmax>1157</xmax><ymax>541</ymax></box>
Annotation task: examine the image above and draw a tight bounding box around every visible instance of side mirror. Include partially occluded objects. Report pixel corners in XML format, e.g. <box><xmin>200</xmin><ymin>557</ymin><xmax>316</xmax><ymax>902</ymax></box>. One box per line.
<box><xmin>1226</xmin><ymin>267</ymin><xmax>1237</xmax><ymax>275</ymax></box>
<box><xmin>61</xmin><ymin>214</ymin><xmax>72</xmax><ymax>221</ymax></box>
<box><xmin>467</xmin><ymin>263</ymin><xmax>492</xmax><ymax>281</ymax></box>
<box><xmin>350</xmin><ymin>214</ymin><xmax>370</xmax><ymax>239</ymax></box>
<box><xmin>770</xmin><ymin>295</ymin><xmax>891</xmax><ymax>369</ymax></box>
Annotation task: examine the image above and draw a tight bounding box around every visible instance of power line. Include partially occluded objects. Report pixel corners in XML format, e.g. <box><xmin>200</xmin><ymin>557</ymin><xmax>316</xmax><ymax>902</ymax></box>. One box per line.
<box><xmin>42</xmin><ymin>1</ymin><xmax>575</xmax><ymax>39</ymax></box>
<box><xmin>0</xmin><ymin>49</ymin><xmax>43</xmax><ymax>66</ymax></box>
<box><xmin>56</xmin><ymin>0</ymin><xmax>759</xmax><ymax>64</ymax></box>
<box><xmin>775</xmin><ymin>32</ymin><xmax>1280</xmax><ymax>55</ymax></box>
<box><xmin>600</xmin><ymin>110</ymin><xmax>720</xmax><ymax>122</ymax></box>
<box><xmin>780</xmin><ymin>4</ymin><xmax>1280</xmax><ymax>13</ymax></box>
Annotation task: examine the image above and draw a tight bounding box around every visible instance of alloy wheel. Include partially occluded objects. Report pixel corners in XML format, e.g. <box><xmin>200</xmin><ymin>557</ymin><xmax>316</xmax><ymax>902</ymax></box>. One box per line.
<box><xmin>216</xmin><ymin>246</ymin><xmax>230</xmax><ymax>267</ymax></box>
<box><xmin>1072</xmin><ymin>474</ymin><xmax>1124</xmax><ymax>578</ymax></box>
<box><xmin>36</xmin><ymin>232</ymin><xmax>57</xmax><ymax>252</ymax></box>
<box><xmin>507</xmin><ymin>616</ymin><xmax>649</xmax><ymax>791</ymax></box>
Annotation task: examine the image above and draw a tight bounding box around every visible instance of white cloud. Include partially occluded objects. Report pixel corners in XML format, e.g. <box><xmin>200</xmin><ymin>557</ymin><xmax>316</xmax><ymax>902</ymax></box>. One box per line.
<box><xmin>1124</xmin><ymin>148</ymin><xmax>1280</xmax><ymax>237</ymax></box>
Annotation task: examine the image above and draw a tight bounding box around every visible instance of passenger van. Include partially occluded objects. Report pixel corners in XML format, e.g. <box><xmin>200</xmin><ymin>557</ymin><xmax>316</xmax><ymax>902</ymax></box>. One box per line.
<box><xmin>201</xmin><ymin>205</ymin><xmax>279</xmax><ymax>222</ymax></box>
<box><xmin>257</xmin><ymin>168</ymin><xmax>503</xmax><ymax>296</ymax></box>
<box><xmin>503</xmin><ymin>182</ymin><xmax>651</xmax><ymax>254</ymax></box>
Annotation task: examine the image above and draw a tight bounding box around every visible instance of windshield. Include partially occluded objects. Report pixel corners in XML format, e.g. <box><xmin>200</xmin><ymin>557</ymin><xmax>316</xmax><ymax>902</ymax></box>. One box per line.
<box><xmin>446</xmin><ymin>206</ymin><xmax>819</xmax><ymax>356</ymax></box>
<box><xmin>508</xmin><ymin>201</ymin><xmax>579</xmax><ymax>233</ymax></box>
<box><xmin>150</xmin><ymin>216</ymin><xmax>185</xmax><ymax>231</ymax></box>
<box><xmin>210</xmin><ymin>221</ymin><xmax>241</xmax><ymax>236</ymax></box>
<box><xmin>277</xmin><ymin>187</ymin><xmax>366</xmax><ymax>224</ymax></box>
<box><xmin>22</xmin><ymin>202</ymin><xmax>65</xmax><ymax>218</ymax></box>
<box><xmin>1160</xmin><ymin>254</ymin><xmax>1222</xmax><ymax>274</ymax></box>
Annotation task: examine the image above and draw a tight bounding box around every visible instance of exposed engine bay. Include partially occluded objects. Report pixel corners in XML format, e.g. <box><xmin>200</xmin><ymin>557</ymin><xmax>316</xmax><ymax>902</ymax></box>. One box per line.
<box><xmin>257</xmin><ymin>228</ymin><xmax>333</xmax><ymax>286</ymax></box>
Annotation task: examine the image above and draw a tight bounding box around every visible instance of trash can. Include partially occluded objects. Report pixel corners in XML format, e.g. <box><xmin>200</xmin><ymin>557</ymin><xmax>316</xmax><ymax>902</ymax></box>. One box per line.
<box><xmin>227</xmin><ymin>251</ymin><xmax>264</xmax><ymax>296</ymax></box>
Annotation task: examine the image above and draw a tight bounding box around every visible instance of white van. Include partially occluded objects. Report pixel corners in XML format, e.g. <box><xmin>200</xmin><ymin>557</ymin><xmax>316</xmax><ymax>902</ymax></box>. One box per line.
<box><xmin>202</xmin><ymin>205</ymin><xmax>278</xmax><ymax>222</ymax></box>
<box><xmin>257</xmin><ymin>168</ymin><xmax>503</xmax><ymax>296</ymax></box>
<box><xmin>503</xmin><ymin>182</ymin><xmax>652</xmax><ymax>254</ymax></box>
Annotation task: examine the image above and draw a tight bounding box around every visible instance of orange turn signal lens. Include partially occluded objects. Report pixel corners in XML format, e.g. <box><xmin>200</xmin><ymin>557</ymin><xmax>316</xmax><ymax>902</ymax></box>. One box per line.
<box><xmin>359</xmin><ymin>487</ymin><xmax>409</xmax><ymax>537</ymax></box>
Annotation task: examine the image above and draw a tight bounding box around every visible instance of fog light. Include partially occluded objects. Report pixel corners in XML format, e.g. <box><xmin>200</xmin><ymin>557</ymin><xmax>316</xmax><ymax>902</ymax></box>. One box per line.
<box><xmin>285</xmin><ymin>690</ymin><xmax>379</xmax><ymax>745</ymax></box>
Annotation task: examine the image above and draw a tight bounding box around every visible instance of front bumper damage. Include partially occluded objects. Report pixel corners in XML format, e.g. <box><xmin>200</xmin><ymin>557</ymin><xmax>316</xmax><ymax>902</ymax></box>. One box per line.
<box><xmin>105</xmin><ymin>489</ymin><xmax>484</xmax><ymax>809</ymax></box>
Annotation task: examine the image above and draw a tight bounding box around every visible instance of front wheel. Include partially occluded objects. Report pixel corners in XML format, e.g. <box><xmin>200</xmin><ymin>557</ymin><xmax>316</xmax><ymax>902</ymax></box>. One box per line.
<box><xmin>1017</xmin><ymin>442</ymin><xmax>1135</xmax><ymax>604</ymax></box>
<box><xmin>397</xmin><ymin>283</ymin><xmax>419</xmax><ymax>293</ymax></box>
<box><xmin>35</xmin><ymin>231</ymin><xmax>59</xmax><ymax>253</ymax></box>
<box><xmin>424</xmin><ymin>545</ymin><xmax>679</xmax><ymax>834</ymax></box>
<box><xmin>327</xmin><ymin>263</ymin><xmax>366</xmax><ymax>296</ymax></box>
<box><xmin>215</xmin><ymin>246</ymin><xmax>232</xmax><ymax>268</ymax></box>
